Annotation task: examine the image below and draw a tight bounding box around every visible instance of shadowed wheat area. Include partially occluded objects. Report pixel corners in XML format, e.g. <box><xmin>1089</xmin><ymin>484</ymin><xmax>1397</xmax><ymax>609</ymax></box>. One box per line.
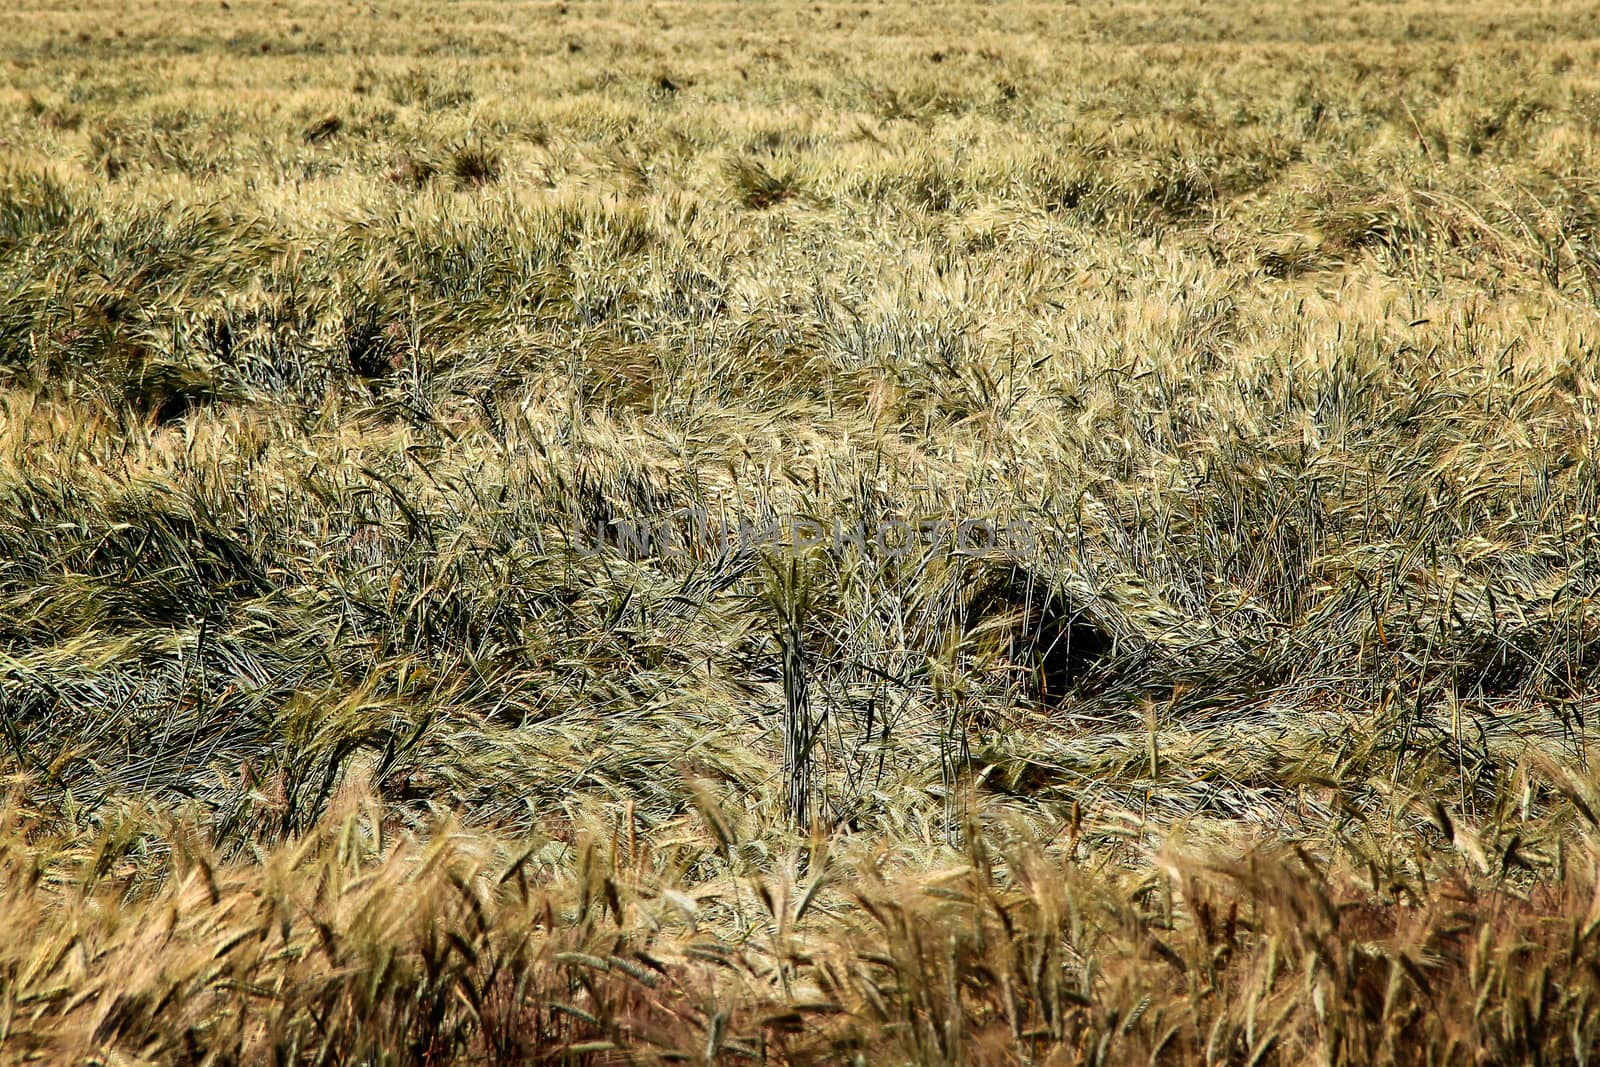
<box><xmin>4</xmin><ymin>0</ymin><xmax>1600</xmax><ymax>1062</ymax></box>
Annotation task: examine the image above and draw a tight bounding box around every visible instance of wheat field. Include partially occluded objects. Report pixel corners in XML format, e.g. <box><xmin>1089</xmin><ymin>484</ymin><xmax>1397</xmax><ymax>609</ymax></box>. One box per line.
<box><xmin>3</xmin><ymin>0</ymin><xmax>1600</xmax><ymax>1063</ymax></box>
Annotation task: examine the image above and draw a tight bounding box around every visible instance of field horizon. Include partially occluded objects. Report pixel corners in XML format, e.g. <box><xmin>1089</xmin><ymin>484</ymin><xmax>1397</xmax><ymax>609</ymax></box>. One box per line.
<box><xmin>4</xmin><ymin>1</ymin><xmax>1600</xmax><ymax>1063</ymax></box>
